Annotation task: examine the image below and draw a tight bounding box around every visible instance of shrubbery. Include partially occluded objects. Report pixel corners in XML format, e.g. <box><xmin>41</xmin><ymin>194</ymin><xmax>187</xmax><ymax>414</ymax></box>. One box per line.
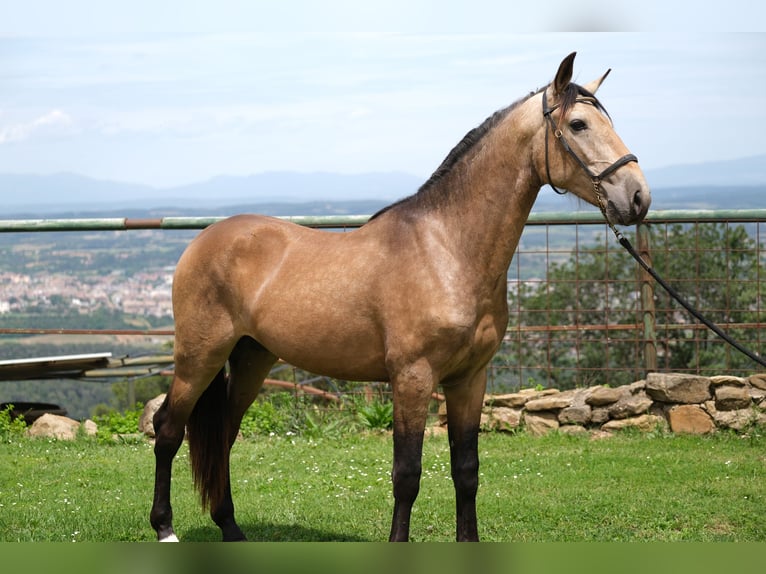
<box><xmin>0</xmin><ymin>404</ymin><xmax>28</xmax><ymax>442</ymax></box>
<box><xmin>93</xmin><ymin>404</ymin><xmax>144</xmax><ymax>442</ymax></box>
<box><xmin>86</xmin><ymin>392</ymin><xmax>397</xmax><ymax>441</ymax></box>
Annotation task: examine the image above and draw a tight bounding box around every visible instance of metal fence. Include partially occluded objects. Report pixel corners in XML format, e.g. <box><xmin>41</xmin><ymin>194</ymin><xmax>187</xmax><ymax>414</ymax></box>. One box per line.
<box><xmin>494</xmin><ymin>210</ymin><xmax>766</xmax><ymax>392</ymax></box>
<box><xmin>2</xmin><ymin>210</ymin><xmax>765</xmax><ymax>399</ymax></box>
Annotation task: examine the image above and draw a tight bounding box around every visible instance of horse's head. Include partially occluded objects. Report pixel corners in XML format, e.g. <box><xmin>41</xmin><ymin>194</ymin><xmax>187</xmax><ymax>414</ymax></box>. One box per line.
<box><xmin>535</xmin><ymin>52</ymin><xmax>650</xmax><ymax>226</ymax></box>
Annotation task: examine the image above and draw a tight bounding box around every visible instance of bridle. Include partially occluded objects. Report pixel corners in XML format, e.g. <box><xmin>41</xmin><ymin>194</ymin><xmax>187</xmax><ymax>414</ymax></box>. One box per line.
<box><xmin>541</xmin><ymin>87</ymin><xmax>766</xmax><ymax>368</ymax></box>
<box><xmin>542</xmin><ymin>87</ymin><xmax>638</xmax><ymax>221</ymax></box>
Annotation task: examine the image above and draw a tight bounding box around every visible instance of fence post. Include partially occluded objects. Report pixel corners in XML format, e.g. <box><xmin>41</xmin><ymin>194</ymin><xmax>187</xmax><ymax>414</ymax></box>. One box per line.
<box><xmin>637</xmin><ymin>222</ymin><xmax>657</xmax><ymax>373</ymax></box>
<box><xmin>127</xmin><ymin>379</ymin><xmax>136</xmax><ymax>411</ymax></box>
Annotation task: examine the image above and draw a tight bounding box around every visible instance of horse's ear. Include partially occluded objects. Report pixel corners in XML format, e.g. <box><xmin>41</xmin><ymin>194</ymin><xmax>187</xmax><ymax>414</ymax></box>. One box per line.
<box><xmin>583</xmin><ymin>68</ymin><xmax>612</xmax><ymax>94</ymax></box>
<box><xmin>553</xmin><ymin>52</ymin><xmax>577</xmax><ymax>95</ymax></box>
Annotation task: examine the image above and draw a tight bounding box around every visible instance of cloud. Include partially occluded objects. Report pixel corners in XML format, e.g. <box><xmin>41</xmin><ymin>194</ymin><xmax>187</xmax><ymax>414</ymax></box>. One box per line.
<box><xmin>0</xmin><ymin>109</ymin><xmax>75</xmax><ymax>144</ymax></box>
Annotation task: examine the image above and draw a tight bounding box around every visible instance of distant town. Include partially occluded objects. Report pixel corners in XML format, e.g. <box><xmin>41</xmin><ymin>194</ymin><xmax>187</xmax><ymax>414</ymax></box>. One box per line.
<box><xmin>0</xmin><ymin>268</ymin><xmax>174</xmax><ymax>319</ymax></box>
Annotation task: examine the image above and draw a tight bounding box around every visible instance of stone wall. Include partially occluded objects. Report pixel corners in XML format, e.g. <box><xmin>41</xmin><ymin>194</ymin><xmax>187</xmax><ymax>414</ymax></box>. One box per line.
<box><xmin>438</xmin><ymin>373</ymin><xmax>766</xmax><ymax>436</ymax></box>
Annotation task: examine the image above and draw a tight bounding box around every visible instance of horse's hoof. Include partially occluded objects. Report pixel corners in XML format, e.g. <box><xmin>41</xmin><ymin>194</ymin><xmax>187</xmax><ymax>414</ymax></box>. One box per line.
<box><xmin>159</xmin><ymin>534</ymin><xmax>179</xmax><ymax>542</ymax></box>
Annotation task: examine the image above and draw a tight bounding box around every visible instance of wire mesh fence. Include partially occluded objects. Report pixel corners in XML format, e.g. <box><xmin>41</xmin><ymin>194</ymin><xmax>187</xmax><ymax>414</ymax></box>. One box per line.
<box><xmin>2</xmin><ymin>211</ymin><xmax>765</xmax><ymax>410</ymax></box>
<box><xmin>492</xmin><ymin>213</ymin><xmax>766</xmax><ymax>394</ymax></box>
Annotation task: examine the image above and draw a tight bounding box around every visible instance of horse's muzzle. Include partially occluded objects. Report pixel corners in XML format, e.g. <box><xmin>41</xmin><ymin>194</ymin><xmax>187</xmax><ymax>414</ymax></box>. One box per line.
<box><xmin>606</xmin><ymin>175</ymin><xmax>651</xmax><ymax>226</ymax></box>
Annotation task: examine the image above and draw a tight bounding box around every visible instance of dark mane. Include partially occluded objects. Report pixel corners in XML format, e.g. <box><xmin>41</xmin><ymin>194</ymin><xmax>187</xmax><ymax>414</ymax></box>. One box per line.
<box><xmin>417</xmin><ymin>106</ymin><xmax>514</xmax><ymax>193</ymax></box>
<box><xmin>369</xmin><ymin>87</ymin><xmax>545</xmax><ymax>221</ymax></box>
<box><xmin>368</xmin><ymin>82</ymin><xmax>608</xmax><ymax>222</ymax></box>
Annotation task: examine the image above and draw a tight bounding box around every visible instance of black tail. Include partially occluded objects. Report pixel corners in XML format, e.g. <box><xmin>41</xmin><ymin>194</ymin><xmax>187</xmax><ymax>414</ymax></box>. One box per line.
<box><xmin>187</xmin><ymin>368</ymin><xmax>230</xmax><ymax>511</ymax></box>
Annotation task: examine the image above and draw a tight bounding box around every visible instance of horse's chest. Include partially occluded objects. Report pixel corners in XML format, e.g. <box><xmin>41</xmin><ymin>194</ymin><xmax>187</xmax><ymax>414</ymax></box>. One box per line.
<box><xmin>419</xmin><ymin>307</ymin><xmax>504</xmax><ymax>369</ymax></box>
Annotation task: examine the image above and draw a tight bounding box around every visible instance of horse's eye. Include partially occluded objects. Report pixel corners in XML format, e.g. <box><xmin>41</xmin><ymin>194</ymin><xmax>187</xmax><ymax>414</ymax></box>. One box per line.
<box><xmin>569</xmin><ymin>119</ymin><xmax>587</xmax><ymax>132</ymax></box>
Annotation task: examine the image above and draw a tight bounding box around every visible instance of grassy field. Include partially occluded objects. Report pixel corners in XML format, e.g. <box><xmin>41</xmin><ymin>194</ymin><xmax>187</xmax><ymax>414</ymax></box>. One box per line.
<box><xmin>0</xmin><ymin>429</ymin><xmax>764</xmax><ymax>542</ymax></box>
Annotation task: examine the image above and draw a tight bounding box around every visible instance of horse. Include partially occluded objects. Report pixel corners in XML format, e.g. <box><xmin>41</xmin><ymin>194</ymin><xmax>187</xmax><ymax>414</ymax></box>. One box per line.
<box><xmin>150</xmin><ymin>52</ymin><xmax>650</xmax><ymax>542</ymax></box>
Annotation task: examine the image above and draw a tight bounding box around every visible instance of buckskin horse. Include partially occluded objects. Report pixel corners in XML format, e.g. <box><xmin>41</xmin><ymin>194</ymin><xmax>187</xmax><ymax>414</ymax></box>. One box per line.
<box><xmin>150</xmin><ymin>52</ymin><xmax>650</xmax><ymax>542</ymax></box>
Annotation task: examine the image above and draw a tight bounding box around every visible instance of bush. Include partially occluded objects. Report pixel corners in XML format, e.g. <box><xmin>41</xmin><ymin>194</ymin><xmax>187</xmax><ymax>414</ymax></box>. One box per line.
<box><xmin>240</xmin><ymin>393</ymin><xmax>361</xmax><ymax>438</ymax></box>
<box><xmin>239</xmin><ymin>398</ymin><xmax>293</xmax><ymax>437</ymax></box>
<box><xmin>93</xmin><ymin>404</ymin><xmax>144</xmax><ymax>442</ymax></box>
<box><xmin>0</xmin><ymin>404</ymin><xmax>27</xmax><ymax>442</ymax></box>
<box><xmin>357</xmin><ymin>400</ymin><xmax>394</xmax><ymax>431</ymax></box>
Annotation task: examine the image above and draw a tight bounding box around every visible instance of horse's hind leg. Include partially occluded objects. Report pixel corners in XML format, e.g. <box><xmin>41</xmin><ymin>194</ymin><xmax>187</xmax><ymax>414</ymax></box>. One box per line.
<box><xmin>150</xmin><ymin>366</ymin><xmax>220</xmax><ymax>542</ymax></box>
<box><xmin>150</xmin><ymin>316</ymin><xmax>237</xmax><ymax>542</ymax></box>
<box><xmin>210</xmin><ymin>337</ymin><xmax>277</xmax><ymax>541</ymax></box>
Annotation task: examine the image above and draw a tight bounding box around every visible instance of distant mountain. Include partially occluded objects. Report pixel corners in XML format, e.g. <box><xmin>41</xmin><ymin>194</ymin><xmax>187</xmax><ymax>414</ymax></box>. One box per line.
<box><xmin>0</xmin><ymin>172</ymin><xmax>154</xmax><ymax>213</ymax></box>
<box><xmin>0</xmin><ymin>171</ymin><xmax>421</xmax><ymax>215</ymax></box>
<box><xmin>643</xmin><ymin>155</ymin><xmax>766</xmax><ymax>188</ymax></box>
<box><xmin>0</xmin><ymin>155</ymin><xmax>764</xmax><ymax>216</ymax></box>
<box><xmin>530</xmin><ymin>155</ymin><xmax>766</xmax><ymax>212</ymax></box>
<box><xmin>643</xmin><ymin>185</ymin><xmax>766</xmax><ymax>210</ymax></box>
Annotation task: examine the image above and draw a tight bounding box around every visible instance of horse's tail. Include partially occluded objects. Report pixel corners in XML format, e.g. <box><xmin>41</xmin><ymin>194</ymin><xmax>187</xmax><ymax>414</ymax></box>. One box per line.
<box><xmin>187</xmin><ymin>368</ymin><xmax>230</xmax><ymax>512</ymax></box>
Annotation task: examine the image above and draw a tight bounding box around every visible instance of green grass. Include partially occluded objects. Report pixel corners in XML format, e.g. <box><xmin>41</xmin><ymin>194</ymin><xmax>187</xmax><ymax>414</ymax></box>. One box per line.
<box><xmin>0</xmin><ymin>430</ymin><xmax>764</xmax><ymax>542</ymax></box>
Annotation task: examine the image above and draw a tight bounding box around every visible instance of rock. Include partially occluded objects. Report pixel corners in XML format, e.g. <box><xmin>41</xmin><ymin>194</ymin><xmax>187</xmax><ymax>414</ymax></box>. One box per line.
<box><xmin>714</xmin><ymin>385</ymin><xmax>752</xmax><ymax>411</ymax></box>
<box><xmin>648</xmin><ymin>402</ymin><xmax>667</xmax><ymax>418</ymax></box>
<box><xmin>667</xmin><ymin>405</ymin><xmax>716</xmax><ymax>434</ymax></box>
<box><xmin>559</xmin><ymin>405</ymin><xmax>592</xmax><ymax>425</ymax></box>
<box><xmin>438</xmin><ymin>400</ymin><xmax>448</xmax><ymax>425</ymax></box>
<box><xmin>747</xmin><ymin>374</ymin><xmax>766</xmax><ymax>391</ymax></box>
<box><xmin>590</xmin><ymin>407</ymin><xmax>611</xmax><ymax>425</ymax></box>
<box><xmin>488</xmin><ymin>389</ymin><xmax>559</xmax><ymax>408</ymax></box>
<box><xmin>712</xmin><ymin>408</ymin><xmax>756</xmax><ymax>431</ymax></box>
<box><xmin>645</xmin><ymin>373</ymin><xmax>711</xmax><ymax>404</ymax></box>
<box><xmin>483</xmin><ymin>407</ymin><xmax>522</xmax><ymax>432</ymax></box>
<box><xmin>586</xmin><ymin>386</ymin><xmax>624</xmax><ymax>406</ymax></box>
<box><xmin>140</xmin><ymin>394</ymin><xmax>167</xmax><ymax>437</ymax></box>
<box><xmin>749</xmin><ymin>387</ymin><xmax>766</xmax><ymax>405</ymax></box>
<box><xmin>709</xmin><ymin>375</ymin><xmax>747</xmax><ymax>387</ymax></box>
<box><xmin>481</xmin><ymin>375</ymin><xmax>764</xmax><ymax>437</ymax></box>
<box><xmin>558</xmin><ymin>425</ymin><xmax>589</xmax><ymax>436</ymax></box>
<box><xmin>702</xmin><ymin>400</ymin><xmax>717</xmax><ymax>415</ymax></box>
<box><xmin>525</xmin><ymin>395</ymin><xmax>572</xmax><ymax>412</ymax></box>
<box><xmin>487</xmin><ymin>393</ymin><xmax>530</xmax><ymax>408</ymax></box>
<box><xmin>82</xmin><ymin>419</ymin><xmax>98</xmax><ymax>436</ymax></box>
<box><xmin>529</xmin><ymin>388</ymin><xmax>561</xmax><ymax>397</ymax></box>
<box><xmin>523</xmin><ymin>411</ymin><xmax>559</xmax><ymax>436</ymax></box>
<box><xmin>601</xmin><ymin>414</ymin><xmax>666</xmax><ymax>433</ymax></box>
<box><xmin>27</xmin><ymin>413</ymin><xmax>81</xmax><ymax>440</ymax></box>
<box><xmin>627</xmin><ymin>380</ymin><xmax>647</xmax><ymax>393</ymax></box>
<box><xmin>608</xmin><ymin>394</ymin><xmax>653</xmax><ymax>420</ymax></box>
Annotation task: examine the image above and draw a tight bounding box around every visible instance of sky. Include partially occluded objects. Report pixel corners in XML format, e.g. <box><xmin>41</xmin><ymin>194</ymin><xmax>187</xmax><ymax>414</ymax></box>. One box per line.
<box><xmin>1</xmin><ymin>2</ymin><xmax>765</xmax><ymax>189</ymax></box>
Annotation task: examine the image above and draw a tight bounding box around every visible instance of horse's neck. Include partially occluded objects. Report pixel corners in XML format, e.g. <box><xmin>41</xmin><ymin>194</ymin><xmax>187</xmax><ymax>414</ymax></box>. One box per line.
<box><xmin>420</xmin><ymin>115</ymin><xmax>542</xmax><ymax>281</ymax></box>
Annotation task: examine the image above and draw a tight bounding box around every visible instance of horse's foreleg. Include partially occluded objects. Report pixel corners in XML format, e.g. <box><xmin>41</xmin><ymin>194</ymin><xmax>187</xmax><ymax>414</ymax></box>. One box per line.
<box><xmin>443</xmin><ymin>369</ymin><xmax>487</xmax><ymax>542</ymax></box>
<box><xmin>388</xmin><ymin>360</ymin><xmax>434</xmax><ymax>542</ymax></box>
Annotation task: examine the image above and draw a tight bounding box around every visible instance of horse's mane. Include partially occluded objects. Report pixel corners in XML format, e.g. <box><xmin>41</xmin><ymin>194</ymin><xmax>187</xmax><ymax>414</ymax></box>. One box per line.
<box><xmin>369</xmin><ymin>82</ymin><xmax>607</xmax><ymax>222</ymax></box>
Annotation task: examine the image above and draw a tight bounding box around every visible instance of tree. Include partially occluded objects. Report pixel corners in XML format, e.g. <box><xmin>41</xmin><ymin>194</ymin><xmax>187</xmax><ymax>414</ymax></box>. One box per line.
<box><xmin>649</xmin><ymin>223</ymin><xmax>765</xmax><ymax>374</ymax></box>
<box><xmin>494</xmin><ymin>222</ymin><xmax>765</xmax><ymax>391</ymax></box>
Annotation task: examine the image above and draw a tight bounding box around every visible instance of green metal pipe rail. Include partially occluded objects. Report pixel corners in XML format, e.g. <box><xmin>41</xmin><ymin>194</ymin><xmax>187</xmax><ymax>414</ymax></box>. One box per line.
<box><xmin>2</xmin><ymin>209</ymin><xmax>765</xmax><ymax>379</ymax></box>
<box><xmin>3</xmin><ymin>209</ymin><xmax>766</xmax><ymax>232</ymax></box>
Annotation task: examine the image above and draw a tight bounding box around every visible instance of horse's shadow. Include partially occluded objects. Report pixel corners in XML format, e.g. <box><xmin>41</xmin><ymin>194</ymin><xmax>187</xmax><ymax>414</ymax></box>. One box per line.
<box><xmin>182</xmin><ymin>521</ymin><xmax>371</xmax><ymax>542</ymax></box>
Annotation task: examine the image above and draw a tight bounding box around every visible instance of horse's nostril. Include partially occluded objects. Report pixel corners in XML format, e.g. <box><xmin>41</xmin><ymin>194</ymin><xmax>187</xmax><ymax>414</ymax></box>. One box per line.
<box><xmin>633</xmin><ymin>190</ymin><xmax>643</xmax><ymax>211</ymax></box>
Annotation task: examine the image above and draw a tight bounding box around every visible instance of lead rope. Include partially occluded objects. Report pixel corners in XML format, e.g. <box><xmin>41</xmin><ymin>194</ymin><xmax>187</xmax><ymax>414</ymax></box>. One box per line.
<box><xmin>594</xmin><ymin>184</ymin><xmax>766</xmax><ymax>369</ymax></box>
